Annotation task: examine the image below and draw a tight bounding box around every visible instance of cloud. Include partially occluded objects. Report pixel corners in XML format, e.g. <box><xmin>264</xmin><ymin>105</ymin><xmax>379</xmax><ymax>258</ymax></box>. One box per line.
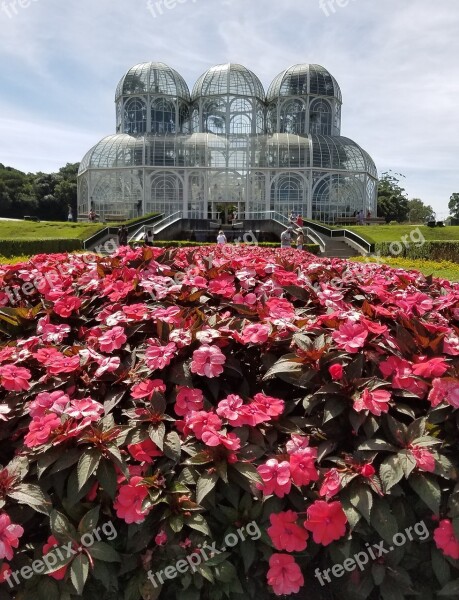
<box><xmin>0</xmin><ymin>0</ymin><xmax>458</xmax><ymax>215</ymax></box>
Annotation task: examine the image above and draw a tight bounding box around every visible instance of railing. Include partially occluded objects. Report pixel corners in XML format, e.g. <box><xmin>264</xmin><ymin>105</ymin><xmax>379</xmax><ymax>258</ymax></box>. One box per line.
<box><xmin>153</xmin><ymin>211</ymin><xmax>183</xmax><ymax>233</ymax></box>
<box><xmin>302</xmin><ymin>219</ymin><xmax>374</xmax><ymax>255</ymax></box>
<box><xmin>305</xmin><ymin>227</ymin><xmax>326</xmax><ymax>253</ymax></box>
<box><xmin>83</xmin><ymin>213</ymin><xmax>164</xmax><ymax>250</ymax></box>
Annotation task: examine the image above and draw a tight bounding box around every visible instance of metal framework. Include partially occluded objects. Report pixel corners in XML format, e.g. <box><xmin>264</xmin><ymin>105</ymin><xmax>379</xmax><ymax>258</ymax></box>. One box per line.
<box><xmin>78</xmin><ymin>62</ymin><xmax>377</xmax><ymax>222</ymax></box>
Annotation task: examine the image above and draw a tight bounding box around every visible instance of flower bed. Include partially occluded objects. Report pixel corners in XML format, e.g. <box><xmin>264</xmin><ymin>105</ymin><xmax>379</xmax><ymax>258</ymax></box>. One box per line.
<box><xmin>0</xmin><ymin>246</ymin><xmax>459</xmax><ymax>600</ymax></box>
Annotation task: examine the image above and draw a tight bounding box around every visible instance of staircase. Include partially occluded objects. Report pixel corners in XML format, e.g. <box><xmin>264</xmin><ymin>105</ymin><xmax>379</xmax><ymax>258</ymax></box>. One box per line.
<box><xmin>321</xmin><ymin>238</ymin><xmax>360</xmax><ymax>259</ymax></box>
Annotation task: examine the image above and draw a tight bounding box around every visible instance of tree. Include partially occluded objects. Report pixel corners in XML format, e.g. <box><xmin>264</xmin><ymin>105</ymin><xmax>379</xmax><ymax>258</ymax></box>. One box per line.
<box><xmin>377</xmin><ymin>171</ymin><xmax>409</xmax><ymax>222</ymax></box>
<box><xmin>407</xmin><ymin>198</ymin><xmax>433</xmax><ymax>223</ymax></box>
<box><xmin>449</xmin><ymin>193</ymin><xmax>459</xmax><ymax>219</ymax></box>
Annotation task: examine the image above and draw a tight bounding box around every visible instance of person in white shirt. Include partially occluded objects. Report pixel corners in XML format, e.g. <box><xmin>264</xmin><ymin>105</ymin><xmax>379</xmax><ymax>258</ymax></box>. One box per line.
<box><xmin>280</xmin><ymin>228</ymin><xmax>293</xmax><ymax>248</ymax></box>
<box><xmin>217</xmin><ymin>230</ymin><xmax>227</xmax><ymax>245</ymax></box>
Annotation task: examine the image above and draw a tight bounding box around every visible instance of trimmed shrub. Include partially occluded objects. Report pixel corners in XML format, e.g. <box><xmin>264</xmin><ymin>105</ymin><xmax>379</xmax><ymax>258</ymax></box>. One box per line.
<box><xmin>376</xmin><ymin>241</ymin><xmax>459</xmax><ymax>263</ymax></box>
<box><xmin>0</xmin><ymin>238</ymin><xmax>82</xmax><ymax>258</ymax></box>
<box><xmin>131</xmin><ymin>241</ymin><xmax>320</xmax><ymax>254</ymax></box>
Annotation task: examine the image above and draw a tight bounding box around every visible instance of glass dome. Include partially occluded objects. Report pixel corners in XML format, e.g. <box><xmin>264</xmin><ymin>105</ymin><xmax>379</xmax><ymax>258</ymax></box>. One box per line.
<box><xmin>115</xmin><ymin>62</ymin><xmax>191</xmax><ymax>102</ymax></box>
<box><xmin>192</xmin><ymin>63</ymin><xmax>265</xmax><ymax>101</ymax></box>
<box><xmin>267</xmin><ymin>64</ymin><xmax>342</xmax><ymax>103</ymax></box>
<box><xmin>78</xmin><ymin>134</ymin><xmax>144</xmax><ymax>173</ymax></box>
<box><xmin>310</xmin><ymin>135</ymin><xmax>377</xmax><ymax>177</ymax></box>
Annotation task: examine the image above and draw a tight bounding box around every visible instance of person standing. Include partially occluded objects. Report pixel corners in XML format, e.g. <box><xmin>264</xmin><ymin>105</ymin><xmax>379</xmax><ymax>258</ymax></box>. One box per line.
<box><xmin>118</xmin><ymin>225</ymin><xmax>128</xmax><ymax>246</ymax></box>
<box><xmin>296</xmin><ymin>230</ymin><xmax>305</xmax><ymax>250</ymax></box>
<box><xmin>67</xmin><ymin>205</ymin><xmax>73</xmax><ymax>222</ymax></box>
<box><xmin>280</xmin><ymin>227</ymin><xmax>293</xmax><ymax>249</ymax></box>
<box><xmin>296</xmin><ymin>214</ymin><xmax>303</xmax><ymax>227</ymax></box>
<box><xmin>144</xmin><ymin>229</ymin><xmax>154</xmax><ymax>246</ymax></box>
<box><xmin>358</xmin><ymin>210</ymin><xmax>364</xmax><ymax>225</ymax></box>
<box><xmin>217</xmin><ymin>230</ymin><xmax>227</xmax><ymax>245</ymax></box>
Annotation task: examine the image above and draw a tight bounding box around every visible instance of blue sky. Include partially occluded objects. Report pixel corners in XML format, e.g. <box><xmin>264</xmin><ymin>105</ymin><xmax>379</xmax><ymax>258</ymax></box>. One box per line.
<box><xmin>0</xmin><ymin>0</ymin><xmax>458</xmax><ymax>217</ymax></box>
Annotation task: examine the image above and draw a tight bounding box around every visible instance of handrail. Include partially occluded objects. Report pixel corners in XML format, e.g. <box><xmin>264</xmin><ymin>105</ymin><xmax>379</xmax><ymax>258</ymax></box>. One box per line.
<box><xmin>305</xmin><ymin>227</ymin><xmax>326</xmax><ymax>253</ymax></box>
<box><xmin>153</xmin><ymin>211</ymin><xmax>183</xmax><ymax>233</ymax></box>
<box><xmin>83</xmin><ymin>213</ymin><xmax>164</xmax><ymax>250</ymax></box>
<box><xmin>302</xmin><ymin>219</ymin><xmax>374</xmax><ymax>254</ymax></box>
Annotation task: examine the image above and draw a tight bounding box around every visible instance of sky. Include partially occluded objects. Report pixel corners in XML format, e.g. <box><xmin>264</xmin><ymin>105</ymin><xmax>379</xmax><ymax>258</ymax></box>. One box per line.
<box><xmin>0</xmin><ymin>0</ymin><xmax>458</xmax><ymax>217</ymax></box>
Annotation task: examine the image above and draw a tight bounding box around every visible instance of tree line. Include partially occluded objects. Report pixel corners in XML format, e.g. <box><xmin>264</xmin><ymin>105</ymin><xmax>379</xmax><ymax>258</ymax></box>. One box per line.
<box><xmin>0</xmin><ymin>163</ymin><xmax>78</xmax><ymax>221</ymax></box>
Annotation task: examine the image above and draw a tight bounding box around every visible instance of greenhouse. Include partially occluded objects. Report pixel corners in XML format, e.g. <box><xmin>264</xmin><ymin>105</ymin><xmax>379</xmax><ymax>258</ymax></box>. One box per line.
<box><xmin>78</xmin><ymin>62</ymin><xmax>377</xmax><ymax>223</ymax></box>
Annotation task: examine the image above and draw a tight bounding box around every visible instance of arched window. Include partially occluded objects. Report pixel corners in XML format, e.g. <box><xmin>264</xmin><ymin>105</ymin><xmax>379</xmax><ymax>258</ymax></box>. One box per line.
<box><xmin>279</xmin><ymin>100</ymin><xmax>307</xmax><ymax>134</ymax></box>
<box><xmin>151</xmin><ymin>98</ymin><xmax>176</xmax><ymax>134</ymax></box>
<box><xmin>148</xmin><ymin>173</ymin><xmax>182</xmax><ymax>215</ymax></box>
<box><xmin>124</xmin><ymin>98</ymin><xmax>147</xmax><ymax>135</ymax></box>
<box><xmin>203</xmin><ymin>99</ymin><xmax>227</xmax><ymax>134</ymax></box>
<box><xmin>270</xmin><ymin>173</ymin><xmax>305</xmax><ymax>216</ymax></box>
<box><xmin>310</xmin><ymin>99</ymin><xmax>332</xmax><ymax>135</ymax></box>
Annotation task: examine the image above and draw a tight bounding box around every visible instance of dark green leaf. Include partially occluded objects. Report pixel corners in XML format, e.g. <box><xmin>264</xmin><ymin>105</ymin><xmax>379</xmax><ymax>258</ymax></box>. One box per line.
<box><xmin>70</xmin><ymin>554</ymin><xmax>90</xmax><ymax>595</ymax></box>
<box><xmin>409</xmin><ymin>473</ymin><xmax>441</xmax><ymax>516</ymax></box>
<box><xmin>77</xmin><ymin>449</ymin><xmax>101</xmax><ymax>491</ymax></box>
<box><xmin>196</xmin><ymin>472</ymin><xmax>218</xmax><ymax>505</ymax></box>
<box><xmin>88</xmin><ymin>541</ymin><xmax>121</xmax><ymax>563</ymax></box>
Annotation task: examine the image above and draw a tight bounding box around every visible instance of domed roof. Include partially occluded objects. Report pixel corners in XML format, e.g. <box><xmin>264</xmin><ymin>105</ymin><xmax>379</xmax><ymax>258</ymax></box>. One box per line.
<box><xmin>115</xmin><ymin>62</ymin><xmax>191</xmax><ymax>102</ymax></box>
<box><xmin>310</xmin><ymin>135</ymin><xmax>377</xmax><ymax>177</ymax></box>
<box><xmin>78</xmin><ymin>134</ymin><xmax>145</xmax><ymax>173</ymax></box>
<box><xmin>192</xmin><ymin>63</ymin><xmax>265</xmax><ymax>101</ymax></box>
<box><xmin>267</xmin><ymin>64</ymin><xmax>342</xmax><ymax>103</ymax></box>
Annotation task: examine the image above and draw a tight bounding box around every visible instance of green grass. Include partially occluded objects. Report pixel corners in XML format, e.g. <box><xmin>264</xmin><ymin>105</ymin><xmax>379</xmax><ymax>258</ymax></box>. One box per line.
<box><xmin>351</xmin><ymin>255</ymin><xmax>459</xmax><ymax>282</ymax></box>
<box><xmin>344</xmin><ymin>225</ymin><xmax>459</xmax><ymax>244</ymax></box>
<box><xmin>0</xmin><ymin>221</ymin><xmax>105</xmax><ymax>240</ymax></box>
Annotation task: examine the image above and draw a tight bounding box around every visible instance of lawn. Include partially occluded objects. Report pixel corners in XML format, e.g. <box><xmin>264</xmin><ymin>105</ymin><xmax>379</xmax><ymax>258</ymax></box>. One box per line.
<box><xmin>344</xmin><ymin>225</ymin><xmax>459</xmax><ymax>244</ymax></box>
<box><xmin>351</xmin><ymin>255</ymin><xmax>459</xmax><ymax>281</ymax></box>
<box><xmin>0</xmin><ymin>220</ymin><xmax>105</xmax><ymax>240</ymax></box>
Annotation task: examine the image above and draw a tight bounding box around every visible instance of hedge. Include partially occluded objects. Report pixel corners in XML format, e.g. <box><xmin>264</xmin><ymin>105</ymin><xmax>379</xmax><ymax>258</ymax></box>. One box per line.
<box><xmin>0</xmin><ymin>238</ymin><xmax>83</xmax><ymax>258</ymax></box>
<box><xmin>376</xmin><ymin>241</ymin><xmax>459</xmax><ymax>263</ymax></box>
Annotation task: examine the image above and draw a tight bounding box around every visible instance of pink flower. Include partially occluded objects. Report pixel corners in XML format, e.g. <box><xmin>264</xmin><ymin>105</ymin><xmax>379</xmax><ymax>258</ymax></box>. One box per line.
<box><xmin>67</xmin><ymin>398</ymin><xmax>104</xmax><ymax>425</ymax></box>
<box><xmin>257</xmin><ymin>459</ymin><xmax>291</xmax><ymax>498</ymax></box>
<box><xmin>238</xmin><ymin>403</ymin><xmax>270</xmax><ymax>427</ymax></box>
<box><xmin>94</xmin><ymin>356</ymin><xmax>121</xmax><ymax>378</ymax></box>
<box><xmin>429</xmin><ymin>378</ymin><xmax>459</xmax><ymax>408</ymax></box>
<box><xmin>304</xmin><ymin>500</ymin><xmax>347</xmax><ymax>546</ymax></box>
<box><xmin>190</xmin><ymin>345</ymin><xmax>226</xmax><ymax>378</ymax></box>
<box><xmin>267</xmin><ymin>511</ymin><xmax>309</xmax><ymax>552</ymax></box>
<box><xmin>29</xmin><ymin>390</ymin><xmax>69</xmax><ymax>418</ymax></box>
<box><xmin>319</xmin><ymin>468</ymin><xmax>341</xmax><ymax>499</ymax></box>
<box><xmin>412</xmin><ymin>357</ymin><xmax>448</xmax><ymax>378</ymax></box>
<box><xmin>54</xmin><ymin>296</ymin><xmax>81</xmax><ymax>317</ymax></box>
<box><xmin>175</xmin><ymin>387</ymin><xmax>204</xmax><ymax>417</ymax></box>
<box><xmin>217</xmin><ymin>394</ymin><xmax>244</xmax><ymax>423</ymax></box>
<box><xmin>354</xmin><ymin>388</ymin><xmax>391</xmax><ymax>416</ymax></box>
<box><xmin>290</xmin><ymin>449</ymin><xmax>319</xmax><ymax>487</ymax></box>
<box><xmin>186</xmin><ymin>411</ymin><xmax>222</xmax><ymax>439</ymax></box>
<box><xmin>45</xmin><ymin>354</ymin><xmax>80</xmax><ymax>375</ymax></box>
<box><xmin>208</xmin><ymin>275</ymin><xmax>236</xmax><ymax>298</ymax></box>
<box><xmin>114</xmin><ymin>477</ymin><xmax>151</xmax><ymax>524</ymax></box>
<box><xmin>131</xmin><ymin>379</ymin><xmax>166</xmax><ymax>400</ymax></box>
<box><xmin>379</xmin><ymin>356</ymin><xmax>428</xmax><ymax>397</ymax></box>
<box><xmin>145</xmin><ymin>340</ymin><xmax>177</xmax><ymax>371</ymax></box>
<box><xmin>410</xmin><ymin>447</ymin><xmax>435</xmax><ymax>472</ymax></box>
<box><xmin>332</xmin><ymin>322</ymin><xmax>368</xmax><ymax>353</ymax></box>
<box><xmin>265</xmin><ymin>298</ymin><xmax>295</xmax><ymax>320</ymax></box>
<box><xmin>253</xmin><ymin>393</ymin><xmax>284</xmax><ymax>418</ymax></box>
<box><xmin>155</xmin><ymin>530</ymin><xmax>168</xmax><ymax>546</ymax></box>
<box><xmin>434</xmin><ymin>520</ymin><xmax>459</xmax><ymax>559</ymax></box>
<box><xmin>24</xmin><ymin>413</ymin><xmax>61</xmax><ymax>447</ymax></box>
<box><xmin>240</xmin><ymin>323</ymin><xmax>270</xmax><ymax>345</ymax></box>
<box><xmin>128</xmin><ymin>439</ymin><xmax>162</xmax><ymax>463</ymax></box>
<box><xmin>201</xmin><ymin>429</ymin><xmax>241</xmax><ymax>450</ymax></box>
<box><xmin>0</xmin><ymin>365</ymin><xmax>31</xmax><ymax>391</ymax></box>
<box><xmin>286</xmin><ymin>435</ymin><xmax>310</xmax><ymax>454</ymax></box>
<box><xmin>329</xmin><ymin>363</ymin><xmax>344</xmax><ymax>380</ymax></box>
<box><xmin>99</xmin><ymin>326</ymin><xmax>127</xmax><ymax>353</ymax></box>
<box><xmin>0</xmin><ymin>514</ymin><xmax>24</xmax><ymax>560</ymax></box>
<box><xmin>267</xmin><ymin>554</ymin><xmax>304</xmax><ymax>596</ymax></box>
